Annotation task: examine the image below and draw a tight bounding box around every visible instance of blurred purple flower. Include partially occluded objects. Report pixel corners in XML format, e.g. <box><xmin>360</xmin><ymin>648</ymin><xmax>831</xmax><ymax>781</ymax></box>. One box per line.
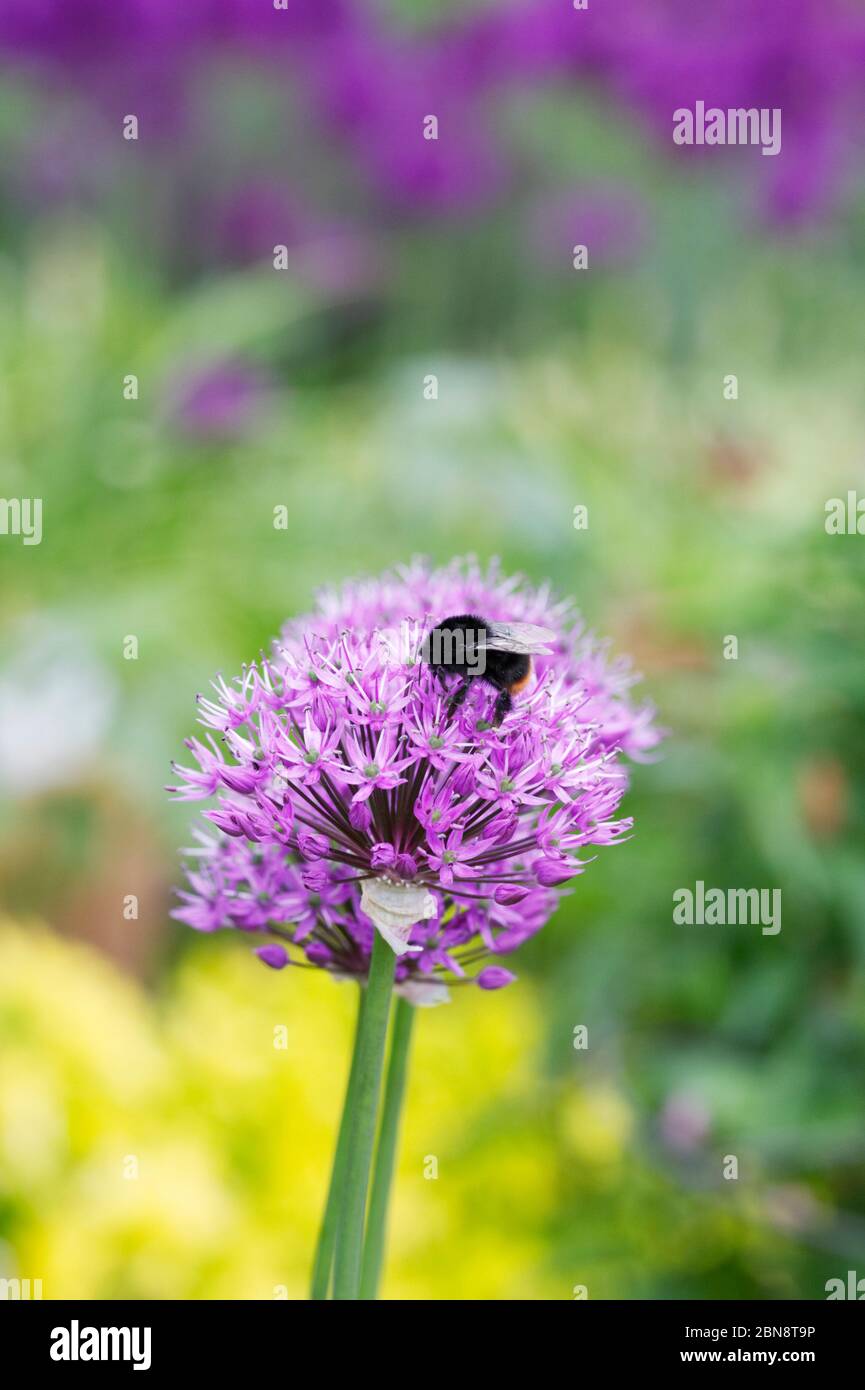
<box><xmin>659</xmin><ymin>1089</ymin><xmax>711</xmax><ymax>1155</ymax></box>
<box><xmin>5</xmin><ymin>0</ymin><xmax>864</xmax><ymax>236</ymax></box>
<box><xmin>207</xmin><ymin>178</ymin><xmax>382</xmax><ymax>293</ymax></box>
<box><xmin>169</xmin><ymin>359</ymin><xmax>273</xmax><ymax>440</ymax></box>
<box><xmin>443</xmin><ymin>0</ymin><xmax>865</xmax><ymax>229</ymax></box>
<box><xmin>305</xmin><ymin>27</ymin><xmax>505</xmax><ymax>214</ymax></box>
<box><xmin>210</xmin><ymin>179</ymin><xmax>309</xmax><ymax>266</ymax></box>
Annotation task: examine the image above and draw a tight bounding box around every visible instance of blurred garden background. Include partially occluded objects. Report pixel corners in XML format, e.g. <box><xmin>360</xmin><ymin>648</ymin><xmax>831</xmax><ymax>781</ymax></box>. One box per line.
<box><xmin>2</xmin><ymin>0</ymin><xmax>865</xmax><ymax>1300</ymax></box>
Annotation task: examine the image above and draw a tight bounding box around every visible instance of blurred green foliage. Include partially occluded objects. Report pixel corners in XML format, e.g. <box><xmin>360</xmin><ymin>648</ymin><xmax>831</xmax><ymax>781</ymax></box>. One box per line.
<box><xmin>2</xmin><ymin>96</ymin><xmax>865</xmax><ymax>1298</ymax></box>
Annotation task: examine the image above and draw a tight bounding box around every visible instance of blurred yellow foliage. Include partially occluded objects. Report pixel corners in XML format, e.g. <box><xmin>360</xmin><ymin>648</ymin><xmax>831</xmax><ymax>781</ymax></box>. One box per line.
<box><xmin>0</xmin><ymin>919</ymin><xmax>639</xmax><ymax>1299</ymax></box>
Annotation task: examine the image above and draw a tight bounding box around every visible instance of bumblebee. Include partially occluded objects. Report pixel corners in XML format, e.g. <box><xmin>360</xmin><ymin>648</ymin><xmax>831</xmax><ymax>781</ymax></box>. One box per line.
<box><xmin>421</xmin><ymin>613</ymin><xmax>555</xmax><ymax>725</ymax></box>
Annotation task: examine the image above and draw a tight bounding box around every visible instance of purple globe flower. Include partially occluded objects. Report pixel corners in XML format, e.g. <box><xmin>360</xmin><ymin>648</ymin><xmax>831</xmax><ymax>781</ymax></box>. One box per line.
<box><xmin>170</xmin><ymin>558</ymin><xmax>659</xmax><ymax>1002</ymax></box>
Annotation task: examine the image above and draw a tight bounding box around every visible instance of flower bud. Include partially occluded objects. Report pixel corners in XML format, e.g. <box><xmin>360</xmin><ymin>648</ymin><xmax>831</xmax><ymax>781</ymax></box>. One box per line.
<box><xmin>370</xmin><ymin>842</ymin><xmax>396</xmax><ymax>870</ymax></box>
<box><xmin>535</xmin><ymin>857</ymin><xmax>573</xmax><ymax>886</ymax></box>
<box><xmin>476</xmin><ymin>966</ymin><xmax>516</xmax><ymax>990</ymax></box>
<box><xmin>305</xmin><ymin>941</ymin><xmax>333</xmax><ymax>965</ymax></box>
<box><xmin>301</xmin><ymin>863</ymin><xmax>329</xmax><ymax>892</ymax></box>
<box><xmin>254</xmin><ymin>945</ymin><xmax>290</xmax><ymax>970</ymax></box>
<box><xmin>395</xmin><ymin>852</ymin><xmax>418</xmax><ymax>879</ymax></box>
<box><xmin>297</xmin><ymin>830</ymin><xmax>329</xmax><ymax>860</ymax></box>
<box><xmin>349</xmin><ymin>800</ymin><xmax>373</xmax><ymax>833</ymax></box>
<box><xmin>493</xmin><ymin>884</ymin><xmax>530</xmax><ymax>905</ymax></box>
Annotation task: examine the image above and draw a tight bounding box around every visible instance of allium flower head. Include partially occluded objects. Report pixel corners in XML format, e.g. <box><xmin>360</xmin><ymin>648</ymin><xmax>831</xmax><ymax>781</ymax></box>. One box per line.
<box><xmin>170</xmin><ymin>558</ymin><xmax>660</xmax><ymax>1003</ymax></box>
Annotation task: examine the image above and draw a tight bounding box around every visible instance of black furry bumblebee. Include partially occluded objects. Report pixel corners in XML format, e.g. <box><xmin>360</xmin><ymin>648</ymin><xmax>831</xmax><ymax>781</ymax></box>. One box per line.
<box><xmin>421</xmin><ymin>613</ymin><xmax>555</xmax><ymax>725</ymax></box>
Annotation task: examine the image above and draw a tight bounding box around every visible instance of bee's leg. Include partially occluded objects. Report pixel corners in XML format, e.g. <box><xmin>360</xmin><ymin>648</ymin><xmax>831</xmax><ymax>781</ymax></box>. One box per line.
<box><xmin>492</xmin><ymin>687</ymin><xmax>512</xmax><ymax>726</ymax></box>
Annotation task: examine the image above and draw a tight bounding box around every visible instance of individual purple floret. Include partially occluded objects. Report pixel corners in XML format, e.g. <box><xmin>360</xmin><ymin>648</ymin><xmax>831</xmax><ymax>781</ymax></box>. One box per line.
<box><xmin>170</xmin><ymin>558</ymin><xmax>659</xmax><ymax>1001</ymax></box>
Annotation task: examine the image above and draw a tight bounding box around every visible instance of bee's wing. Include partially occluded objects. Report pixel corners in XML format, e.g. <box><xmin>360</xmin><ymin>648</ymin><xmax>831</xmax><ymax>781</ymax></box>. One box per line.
<box><xmin>484</xmin><ymin>622</ymin><xmax>557</xmax><ymax>655</ymax></box>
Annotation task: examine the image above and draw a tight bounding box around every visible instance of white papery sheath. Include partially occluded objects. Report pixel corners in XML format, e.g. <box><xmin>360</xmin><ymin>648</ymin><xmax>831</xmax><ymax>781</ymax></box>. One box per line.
<box><xmin>360</xmin><ymin>877</ymin><xmax>436</xmax><ymax>955</ymax></box>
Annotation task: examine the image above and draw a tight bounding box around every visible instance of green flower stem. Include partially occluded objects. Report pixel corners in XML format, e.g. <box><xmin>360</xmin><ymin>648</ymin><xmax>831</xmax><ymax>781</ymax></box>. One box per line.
<box><xmin>359</xmin><ymin>994</ymin><xmax>415</xmax><ymax>1300</ymax></box>
<box><xmin>309</xmin><ymin>985</ymin><xmax>367</xmax><ymax>1300</ymax></box>
<box><xmin>332</xmin><ymin>929</ymin><xmax>396</xmax><ymax>1300</ymax></box>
